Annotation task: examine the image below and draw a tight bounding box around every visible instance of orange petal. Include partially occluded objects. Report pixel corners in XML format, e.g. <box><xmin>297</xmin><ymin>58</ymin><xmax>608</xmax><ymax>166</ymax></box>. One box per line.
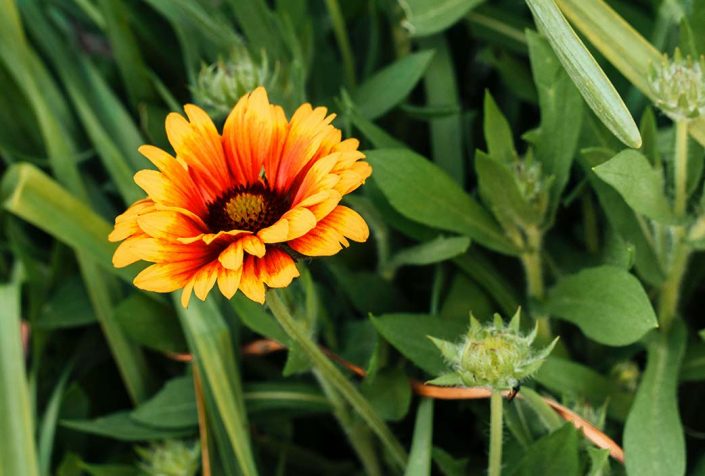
<box><xmin>219</xmin><ymin>240</ymin><xmax>244</xmax><ymax>270</ymax></box>
<box><xmin>109</xmin><ymin>199</ymin><xmax>155</xmax><ymax>242</ymax></box>
<box><xmin>325</xmin><ymin>206</ymin><xmax>369</xmax><ymax>242</ymax></box>
<box><xmin>181</xmin><ymin>279</ymin><xmax>195</xmax><ymax>308</ymax></box>
<box><xmin>257</xmin><ymin>218</ymin><xmax>289</xmax><ymax>244</ymax></box>
<box><xmin>241</xmin><ymin>235</ymin><xmax>266</xmax><ymax>257</ymax></box>
<box><xmin>273</xmin><ymin>104</ymin><xmax>337</xmax><ymax>191</ymax></box>
<box><xmin>291</xmin><ymin>153</ymin><xmax>341</xmax><ymax>205</ymax></box>
<box><xmin>281</xmin><ymin>207</ymin><xmax>317</xmax><ymax>240</ymax></box>
<box><xmin>289</xmin><ymin>206</ymin><xmax>369</xmax><ymax>257</ymax></box>
<box><xmin>217</xmin><ymin>266</ymin><xmax>243</xmax><ymax>299</ymax></box>
<box><xmin>165</xmin><ymin>105</ymin><xmax>230</xmax><ymax>202</ymax></box>
<box><xmin>113</xmin><ymin>235</ymin><xmax>148</xmax><ymax>268</ymax></box>
<box><xmin>223</xmin><ymin>87</ymin><xmax>286</xmax><ymax>185</ymax></box>
<box><xmin>308</xmin><ymin>190</ymin><xmax>342</xmax><ymax>221</ymax></box>
<box><xmin>334</xmin><ymin>162</ymin><xmax>372</xmax><ymax>195</ymax></box>
<box><xmin>258</xmin><ymin>248</ymin><xmax>299</xmax><ymax>288</ymax></box>
<box><xmin>137</xmin><ymin>210</ymin><xmax>204</xmax><ymax>241</ymax></box>
<box><xmin>239</xmin><ymin>256</ymin><xmax>265</xmax><ymax>303</ymax></box>
<box><xmin>193</xmin><ymin>262</ymin><xmax>219</xmax><ymax>301</ymax></box>
<box><xmin>135</xmin><ymin>148</ymin><xmax>207</xmax><ymax>216</ymax></box>
<box><xmin>134</xmin><ymin>261</ymin><xmax>200</xmax><ymax>293</ymax></box>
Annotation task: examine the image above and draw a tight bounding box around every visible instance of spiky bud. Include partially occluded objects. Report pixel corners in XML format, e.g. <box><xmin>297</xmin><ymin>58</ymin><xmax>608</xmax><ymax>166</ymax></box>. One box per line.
<box><xmin>191</xmin><ymin>43</ymin><xmax>277</xmax><ymax>120</ymax></box>
<box><xmin>649</xmin><ymin>49</ymin><xmax>705</xmax><ymax>121</ymax></box>
<box><xmin>428</xmin><ymin>309</ymin><xmax>557</xmax><ymax>390</ymax></box>
<box><xmin>136</xmin><ymin>440</ymin><xmax>200</xmax><ymax>476</ymax></box>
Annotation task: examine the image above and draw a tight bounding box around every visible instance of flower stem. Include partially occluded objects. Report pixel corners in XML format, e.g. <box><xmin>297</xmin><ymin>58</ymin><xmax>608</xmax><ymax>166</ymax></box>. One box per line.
<box><xmin>488</xmin><ymin>390</ymin><xmax>504</xmax><ymax>476</ymax></box>
<box><xmin>674</xmin><ymin>120</ymin><xmax>689</xmax><ymax>218</ymax></box>
<box><xmin>324</xmin><ymin>0</ymin><xmax>356</xmax><ymax>88</ymax></box>
<box><xmin>266</xmin><ymin>290</ymin><xmax>407</xmax><ymax>468</ymax></box>
<box><xmin>520</xmin><ymin>225</ymin><xmax>551</xmax><ymax>342</ymax></box>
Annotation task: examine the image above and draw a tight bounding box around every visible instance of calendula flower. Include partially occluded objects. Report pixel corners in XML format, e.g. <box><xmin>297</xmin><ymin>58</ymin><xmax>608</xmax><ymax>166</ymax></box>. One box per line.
<box><xmin>109</xmin><ymin>87</ymin><xmax>371</xmax><ymax>307</ymax></box>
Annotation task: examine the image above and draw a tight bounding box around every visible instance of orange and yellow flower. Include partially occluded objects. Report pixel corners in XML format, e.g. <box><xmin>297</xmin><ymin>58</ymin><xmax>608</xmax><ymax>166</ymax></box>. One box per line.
<box><xmin>109</xmin><ymin>87</ymin><xmax>371</xmax><ymax>307</ymax></box>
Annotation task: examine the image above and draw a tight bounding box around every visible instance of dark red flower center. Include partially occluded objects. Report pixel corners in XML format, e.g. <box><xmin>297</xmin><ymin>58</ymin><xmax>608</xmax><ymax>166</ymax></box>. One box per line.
<box><xmin>205</xmin><ymin>182</ymin><xmax>290</xmax><ymax>232</ymax></box>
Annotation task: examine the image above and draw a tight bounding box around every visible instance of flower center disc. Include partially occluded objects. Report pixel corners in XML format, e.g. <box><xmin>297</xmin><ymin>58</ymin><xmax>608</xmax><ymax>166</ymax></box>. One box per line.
<box><xmin>205</xmin><ymin>183</ymin><xmax>289</xmax><ymax>233</ymax></box>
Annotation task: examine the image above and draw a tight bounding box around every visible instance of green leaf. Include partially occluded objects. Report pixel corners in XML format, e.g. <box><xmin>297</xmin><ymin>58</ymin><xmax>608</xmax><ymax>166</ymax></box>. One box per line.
<box><xmin>354</xmin><ymin>51</ymin><xmax>435</xmax><ymax>119</ymax></box>
<box><xmin>114</xmin><ymin>294</ymin><xmax>188</xmax><ymax>354</ymax></box>
<box><xmin>35</xmin><ymin>276</ymin><xmax>96</xmax><ymax>329</ymax></box>
<box><xmin>534</xmin><ymin>357</ymin><xmax>632</xmax><ymax>420</ymax></box>
<box><xmin>681</xmin><ymin>340</ymin><xmax>705</xmax><ymax>381</ymax></box>
<box><xmin>401</xmin><ymin>0</ymin><xmax>483</xmax><ymax>37</ymax></box>
<box><xmin>1</xmin><ymin>163</ymin><xmax>132</xmax><ymax>283</ymax></box>
<box><xmin>545</xmin><ymin>266</ymin><xmax>658</xmax><ymax>346</ymax></box>
<box><xmin>624</xmin><ymin>324</ymin><xmax>686</xmax><ymax>476</ymax></box>
<box><xmin>526</xmin><ymin>31</ymin><xmax>583</xmax><ymax>214</ymax></box>
<box><xmin>244</xmin><ymin>382</ymin><xmax>330</xmax><ymax>414</ymax></box>
<box><xmin>231</xmin><ymin>292</ymin><xmax>288</xmax><ymax>343</ymax></box>
<box><xmin>361</xmin><ymin>368</ymin><xmax>412</xmax><ymax>422</ymax></box>
<box><xmin>366</xmin><ymin>149</ymin><xmax>518</xmax><ymax>255</ymax></box>
<box><xmin>0</xmin><ymin>279</ymin><xmax>40</xmax><ymax>476</ymax></box>
<box><xmin>508</xmin><ymin>424</ymin><xmax>580</xmax><ymax>476</ymax></box>
<box><xmin>131</xmin><ymin>376</ymin><xmax>197</xmax><ymax>429</ymax></box>
<box><xmin>475</xmin><ymin>151</ymin><xmax>542</xmax><ymax>227</ymax></box>
<box><xmin>525</xmin><ymin>0</ymin><xmax>641</xmax><ymax>148</ymax></box>
<box><xmin>387</xmin><ymin>236</ymin><xmax>471</xmax><ymax>273</ymax></box>
<box><xmin>370</xmin><ymin>313</ymin><xmax>467</xmax><ymax>375</ymax></box>
<box><xmin>483</xmin><ymin>91</ymin><xmax>518</xmax><ymax>164</ymax></box>
<box><xmin>593</xmin><ymin>150</ymin><xmax>676</xmax><ymax>224</ymax></box>
<box><xmin>62</xmin><ymin>412</ymin><xmax>194</xmax><ymax>442</ymax></box>
<box><xmin>404</xmin><ymin>398</ymin><xmax>434</xmax><ymax>476</ymax></box>
<box><xmin>431</xmin><ymin>447</ymin><xmax>469</xmax><ymax>476</ymax></box>
<box><xmin>586</xmin><ymin>447</ymin><xmax>610</xmax><ymax>476</ymax></box>
<box><xmin>581</xmin><ymin>149</ymin><xmax>665</xmax><ymax>286</ymax></box>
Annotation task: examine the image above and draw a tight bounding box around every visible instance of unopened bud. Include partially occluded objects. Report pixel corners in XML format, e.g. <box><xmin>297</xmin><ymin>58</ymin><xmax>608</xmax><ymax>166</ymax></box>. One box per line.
<box><xmin>136</xmin><ymin>439</ymin><xmax>200</xmax><ymax>476</ymax></box>
<box><xmin>428</xmin><ymin>309</ymin><xmax>557</xmax><ymax>390</ymax></box>
<box><xmin>649</xmin><ymin>49</ymin><xmax>705</xmax><ymax>121</ymax></box>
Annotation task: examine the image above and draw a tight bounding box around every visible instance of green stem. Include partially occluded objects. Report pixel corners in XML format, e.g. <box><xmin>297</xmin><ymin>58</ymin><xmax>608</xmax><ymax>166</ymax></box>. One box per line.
<box><xmin>267</xmin><ymin>290</ymin><xmax>408</xmax><ymax>468</ymax></box>
<box><xmin>657</xmin><ymin>234</ymin><xmax>689</xmax><ymax>331</ymax></box>
<box><xmin>313</xmin><ymin>371</ymin><xmax>382</xmax><ymax>476</ymax></box>
<box><xmin>324</xmin><ymin>0</ymin><xmax>356</xmax><ymax>88</ymax></box>
<box><xmin>520</xmin><ymin>226</ymin><xmax>551</xmax><ymax>342</ymax></box>
<box><xmin>488</xmin><ymin>390</ymin><xmax>504</xmax><ymax>476</ymax></box>
<box><xmin>674</xmin><ymin>120</ymin><xmax>689</xmax><ymax>218</ymax></box>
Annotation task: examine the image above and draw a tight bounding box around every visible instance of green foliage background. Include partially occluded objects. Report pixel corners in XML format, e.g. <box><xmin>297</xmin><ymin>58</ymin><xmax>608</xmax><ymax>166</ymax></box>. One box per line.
<box><xmin>1</xmin><ymin>0</ymin><xmax>705</xmax><ymax>475</ymax></box>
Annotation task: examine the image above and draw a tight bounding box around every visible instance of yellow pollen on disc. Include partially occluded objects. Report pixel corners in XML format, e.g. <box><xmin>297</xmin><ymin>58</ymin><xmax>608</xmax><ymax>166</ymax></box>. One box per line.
<box><xmin>224</xmin><ymin>192</ymin><xmax>267</xmax><ymax>225</ymax></box>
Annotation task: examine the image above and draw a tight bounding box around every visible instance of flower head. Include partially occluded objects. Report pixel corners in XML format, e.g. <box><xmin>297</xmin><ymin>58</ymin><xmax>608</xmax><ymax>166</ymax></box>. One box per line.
<box><xmin>428</xmin><ymin>309</ymin><xmax>557</xmax><ymax>390</ymax></box>
<box><xmin>649</xmin><ymin>49</ymin><xmax>705</xmax><ymax>121</ymax></box>
<box><xmin>110</xmin><ymin>87</ymin><xmax>371</xmax><ymax>307</ymax></box>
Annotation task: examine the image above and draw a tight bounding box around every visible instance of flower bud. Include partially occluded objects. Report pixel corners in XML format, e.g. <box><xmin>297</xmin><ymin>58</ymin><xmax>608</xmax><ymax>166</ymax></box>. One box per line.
<box><xmin>428</xmin><ymin>309</ymin><xmax>557</xmax><ymax>390</ymax></box>
<box><xmin>192</xmin><ymin>43</ymin><xmax>276</xmax><ymax>120</ymax></box>
<box><xmin>649</xmin><ymin>49</ymin><xmax>705</xmax><ymax>121</ymax></box>
<box><xmin>136</xmin><ymin>439</ymin><xmax>200</xmax><ymax>476</ymax></box>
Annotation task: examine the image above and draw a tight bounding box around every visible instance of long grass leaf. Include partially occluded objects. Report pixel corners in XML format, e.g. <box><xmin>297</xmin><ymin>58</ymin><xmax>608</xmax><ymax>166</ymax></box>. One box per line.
<box><xmin>177</xmin><ymin>298</ymin><xmax>259</xmax><ymax>476</ymax></box>
<box><xmin>0</xmin><ymin>278</ymin><xmax>40</xmax><ymax>476</ymax></box>
<box><xmin>525</xmin><ymin>0</ymin><xmax>641</xmax><ymax>148</ymax></box>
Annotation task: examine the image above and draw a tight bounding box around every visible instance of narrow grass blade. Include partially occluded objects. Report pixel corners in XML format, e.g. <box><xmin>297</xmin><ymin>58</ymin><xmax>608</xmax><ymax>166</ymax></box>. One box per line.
<box><xmin>97</xmin><ymin>0</ymin><xmax>157</xmax><ymax>109</ymax></box>
<box><xmin>0</xmin><ymin>279</ymin><xmax>40</xmax><ymax>476</ymax></box>
<box><xmin>404</xmin><ymin>398</ymin><xmax>434</xmax><ymax>476</ymax></box>
<box><xmin>419</xmin><ymin>35</ymin><xmax>465</xmax><ymax>184</ymax></box>
<box><xmin>177</xmin><ymin>298</ymin><xmax>259</xmax><ymax>476</ymax></box>
<box><xmin>526</xmin><ymin>0</ymin><xmax>641</xmax><ymax>148</ymax></box>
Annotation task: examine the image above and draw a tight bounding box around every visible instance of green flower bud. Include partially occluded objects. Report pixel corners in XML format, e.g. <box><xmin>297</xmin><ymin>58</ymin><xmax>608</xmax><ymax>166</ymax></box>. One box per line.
<box><xmin>191</xmin><ymin>42</ymin><xmax>277</xmax><ymax>120</ymax></box>
<box><xmin>136</xmin><ymin>439</ymin><xmax>200</xmax><ymax>476</ymax></box>
<box><xmin>649</xmin><ymin>49</ymin><xmax>705</xmax><ymax>121</ymax></box>
<box><xmin>428</xmin><ymin>309</ymin><xmax>557</xmax><ymax>390</ymax></box>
